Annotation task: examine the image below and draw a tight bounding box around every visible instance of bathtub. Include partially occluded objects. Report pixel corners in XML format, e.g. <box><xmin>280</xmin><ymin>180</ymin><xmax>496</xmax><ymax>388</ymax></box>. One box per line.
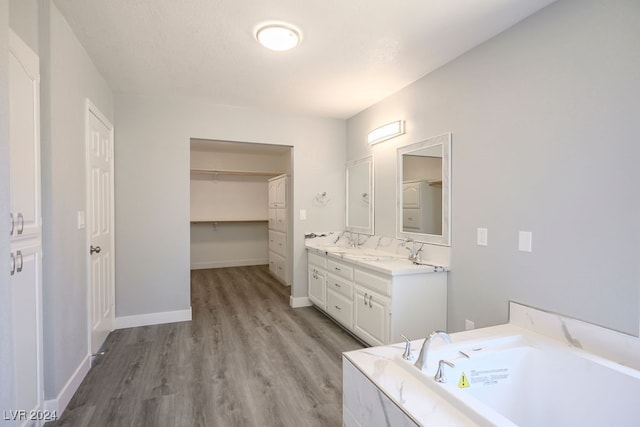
<box><xmin>396</xmin><ymin>333</ymin><xmax>640</xmax><ymax>426</ymax></box>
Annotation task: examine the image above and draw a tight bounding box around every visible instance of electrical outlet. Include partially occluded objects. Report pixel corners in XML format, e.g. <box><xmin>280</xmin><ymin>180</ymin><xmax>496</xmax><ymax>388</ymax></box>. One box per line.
<box><xmin>465</xmin><ymin>319</ymin><xmax>475</xmax><ymax>330</ymax></box>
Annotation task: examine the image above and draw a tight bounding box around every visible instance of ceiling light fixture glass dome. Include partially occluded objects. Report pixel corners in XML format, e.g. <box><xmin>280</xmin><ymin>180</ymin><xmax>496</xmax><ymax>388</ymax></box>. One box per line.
<box><xmin>255</xmin><ymin>22</ymin><xmax>302</xmax><ymax>51</ymax></box>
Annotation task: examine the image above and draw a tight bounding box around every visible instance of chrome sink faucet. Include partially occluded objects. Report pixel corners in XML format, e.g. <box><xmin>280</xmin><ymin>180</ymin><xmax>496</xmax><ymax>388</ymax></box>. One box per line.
<box><xmin>415</xmin><ymin>330</ymin><xmax>452</xmax><ymax>371</ymax></box>
<box><xmin>401</xmin><ymin>238</ymin><xmax>424</xmax><ymax>262</ymax></box>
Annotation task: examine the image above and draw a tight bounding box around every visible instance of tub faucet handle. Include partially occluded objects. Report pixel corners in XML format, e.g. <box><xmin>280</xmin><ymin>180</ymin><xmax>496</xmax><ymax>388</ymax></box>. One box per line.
<box><xmin>400</xmin><ymin>335</ymin><xmax>412</xmax><ymax>360</ymax></box>
<box><xmin>435</xmin><ymin>359</ymin><xmax>455</xmax><ymax>383</ymax></box>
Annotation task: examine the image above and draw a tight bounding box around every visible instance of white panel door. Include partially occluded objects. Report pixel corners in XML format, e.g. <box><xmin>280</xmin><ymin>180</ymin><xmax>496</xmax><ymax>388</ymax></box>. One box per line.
<box><xmin>10</xmin><ymin>241</ymin><xmax>43</xmax><ymax>425</ymax></box>
<box><xmin>9</xmin><ymin>30</ymin><xmax>40</xmax><ymax>240</ymax></box>
<box><xmin>87</xmin><ymin>104</ymin><xmax>115</xmax><ymax>355</ymax></box>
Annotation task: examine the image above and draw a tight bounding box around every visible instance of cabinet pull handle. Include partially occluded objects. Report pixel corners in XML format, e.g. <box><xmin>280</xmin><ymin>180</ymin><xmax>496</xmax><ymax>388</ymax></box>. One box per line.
<box><xmin>363</xmin><ymin>292</ymin><xmax>368</xmax><ymax>305</ymax></box>
<box><xmin>334</xmin><ymin>305</ymin><xmax>341</xmax><ymax>311</ymax></box>
<box><xmin>10</xmin><ymin>213</ymin><xmax>14</xmax><ymax>236</ymax></box>
<box><xmin>16</xmin><ymin>251</ymin><xmax>23</xmax><ymax>273</ymax></box>
<box><xmin>10</xmin><ymin>253</ymin><xmax>15</xmax><ymax>275</ymax></box>
<box><xmin>17</xmin><ymin>213</ymin><xmax>24</xmax><ymax>235</ymax></box>
<box><xmin>334</xmin><ymin>282</ymin><xmax>340</xmax><ymax>288</ymax></box>
<box><xmin>334</xmin><ymin>266</ymin><xmax>341</xmax><ymax>271</ymax></box>
<box><xmin>368</xmin><ymin>294</ymin><xmax>373</xmax><ymax>308</ymax></box>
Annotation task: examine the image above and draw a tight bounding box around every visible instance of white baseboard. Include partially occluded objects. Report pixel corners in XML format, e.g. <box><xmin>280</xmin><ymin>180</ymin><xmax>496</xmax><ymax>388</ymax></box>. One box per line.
<box><xmin>43</xmin><ymin>352</ymin><xmax>91</xmax><ymax>418</ymax></box>
<box><xmin>290</xmin><ymin>296</ymin><xmax>312</xmax><ymax>308</ymax></box>
<box><xmin>114</xmin><ymin>307</ymin><xmax>192</xmax><ymax>329</ymax></box>
<box><xmin>191</xmin><ymin>259</ymin><xmax>268</xmax><ymax>270</ymax></box>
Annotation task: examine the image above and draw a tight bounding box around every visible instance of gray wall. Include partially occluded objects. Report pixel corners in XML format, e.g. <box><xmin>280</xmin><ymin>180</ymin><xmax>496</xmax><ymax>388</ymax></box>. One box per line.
<box><xmin>1</xmin><ymin>0</ymin><xmax>14</xmax><ymax>412</ymax></box>
<box><xmin>347</xmin><ymin>0</ymin><xmax>640</xmax><ymax>335</ymax></box>
<box><xmin>114</xmin><ymin>95</ymin><xmax>346</xmax><ymax>317</ymax></box>
<box><xmin>38</xmin><ymin>2</ymin><xmax>114</xmax><ymax>399</ymax></box>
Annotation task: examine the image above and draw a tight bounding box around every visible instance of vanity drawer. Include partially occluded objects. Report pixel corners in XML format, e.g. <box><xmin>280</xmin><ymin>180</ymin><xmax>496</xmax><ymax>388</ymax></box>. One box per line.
<box><xmin>327</xmin><ymin>259</ymin><xmax>354</xmax><ymax>280</ymax></box>
<box><xmin>308</xmin><ymin>251</ymin><xmax>326</xmax><ymax>268</ymax></box>
<box><xmin>354</xmin><ymin>268</ymin><xmax>391</xmax><ymax>296</ymax></box>
<box><xmin>327</xmin><ymin>273</ymin><xmax>353</xmax><ymax>299</ymax></box>
<box><xmin>327</xmin><ymin>289</ymin><xmax>353</xmax><ymax>329</ymax></box>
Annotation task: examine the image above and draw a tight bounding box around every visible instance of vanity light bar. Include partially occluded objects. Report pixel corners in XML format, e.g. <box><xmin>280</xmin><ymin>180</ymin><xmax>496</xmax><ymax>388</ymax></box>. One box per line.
<box><xmin>367</xmin><ymin>120</ymin><xmax>405</xmax><ymax>145</ymax></box>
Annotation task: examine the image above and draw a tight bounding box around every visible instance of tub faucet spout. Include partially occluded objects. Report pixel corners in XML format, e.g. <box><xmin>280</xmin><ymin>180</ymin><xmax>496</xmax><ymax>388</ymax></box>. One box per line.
<box><xmin>415</xmin><ymin>330</ymin><xmax>451</xmax><ymax>371</ymax></box>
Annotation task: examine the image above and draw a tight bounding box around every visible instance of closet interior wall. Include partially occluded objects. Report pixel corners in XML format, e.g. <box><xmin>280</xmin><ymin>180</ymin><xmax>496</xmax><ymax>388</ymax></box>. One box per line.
<box><xmin>190</xmin><ymin>139</ymin><xmax>290</xmax><ymax>270</ymax></box>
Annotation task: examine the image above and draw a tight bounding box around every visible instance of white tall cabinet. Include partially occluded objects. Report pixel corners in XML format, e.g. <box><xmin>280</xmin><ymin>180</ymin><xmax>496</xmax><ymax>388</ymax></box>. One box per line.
<box><xmin>268</xmin><ymin>175</ymin><xmax>289</xmax><ymax>285</ymax></box>
<box><xmin>8</xmin><ymin>30</ymin><xmax>44</xmax><ymax>425</ymax></box>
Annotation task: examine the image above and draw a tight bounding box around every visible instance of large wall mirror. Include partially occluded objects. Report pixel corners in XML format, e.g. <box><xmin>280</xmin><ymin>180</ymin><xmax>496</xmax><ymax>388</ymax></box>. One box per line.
<box><xmin>397</xmin><ymin>133</ymin><xmax>451</xmax><ymax>246</ymax></box>
<box><xmin>346</xmin><ymin>155</ymin><xmax>374</xmax><ymax>235</ymax></box>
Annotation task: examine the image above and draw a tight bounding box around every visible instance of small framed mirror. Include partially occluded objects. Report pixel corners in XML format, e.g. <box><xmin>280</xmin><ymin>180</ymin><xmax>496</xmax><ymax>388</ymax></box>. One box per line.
<box><xmin>346</xmin><ymin>155</ymin><xmax>374</xmax><ymax>235</ymax></box>
<box><xmin>397</xmin><ymin>133</ymin><xmax>451</xmax><ymax>246</ymax></box>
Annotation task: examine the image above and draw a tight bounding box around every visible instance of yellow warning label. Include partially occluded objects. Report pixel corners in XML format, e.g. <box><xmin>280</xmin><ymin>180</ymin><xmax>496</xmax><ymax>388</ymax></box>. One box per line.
<box><xmin>458</xmin><ymin>372</ymin><xmax>470</xmax><ymax>388</ymax></box>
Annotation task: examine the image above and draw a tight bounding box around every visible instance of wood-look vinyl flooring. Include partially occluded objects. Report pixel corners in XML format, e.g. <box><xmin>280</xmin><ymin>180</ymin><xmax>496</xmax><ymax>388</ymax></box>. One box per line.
<box><xmin>49</xmin><ymin>265</ymin><xmax>364</xmax><ymax>427</ymax></box>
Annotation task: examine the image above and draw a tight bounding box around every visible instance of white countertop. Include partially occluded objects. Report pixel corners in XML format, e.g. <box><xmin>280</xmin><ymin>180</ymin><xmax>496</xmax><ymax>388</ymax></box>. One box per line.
<box><xmin>305</xmin><ymin>233</ymin><xmax>449</xmax><ymax>276</ymax></box>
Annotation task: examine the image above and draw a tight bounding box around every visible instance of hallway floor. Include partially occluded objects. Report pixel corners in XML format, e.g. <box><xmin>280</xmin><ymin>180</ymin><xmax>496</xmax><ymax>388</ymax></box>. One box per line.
<box><xmin>50</xmin><ymin>265</ymin><xmax>363</xmax><ymax>426</ymax></box>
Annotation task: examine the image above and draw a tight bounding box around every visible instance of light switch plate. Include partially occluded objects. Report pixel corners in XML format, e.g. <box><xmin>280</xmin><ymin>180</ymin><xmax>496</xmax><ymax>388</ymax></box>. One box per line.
<box><xmin>77</xmin><ymin>211</ymin><xmax>86</xmax><ymax>230</ymax></box>
<box><xmin>299</xmin><ymin>209</ymin><xmax>307</xmax><ymax>220</ymax></box>
<box><xmin>477</xmin><ymin>228</ymin><xmax>488</xmax><ymax>246</ymax></box>
<box><xmin>518</xmin><ymin>231</ymin><xmax>532</xmax><ymax>252</ymax></box>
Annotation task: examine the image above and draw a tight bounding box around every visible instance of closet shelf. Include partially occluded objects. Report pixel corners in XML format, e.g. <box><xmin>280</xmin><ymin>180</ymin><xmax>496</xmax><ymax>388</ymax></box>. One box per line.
<box><xmin>190</xmin><ymin>168</ymin><xmax>281</xmax><ymax>177</ymax></box>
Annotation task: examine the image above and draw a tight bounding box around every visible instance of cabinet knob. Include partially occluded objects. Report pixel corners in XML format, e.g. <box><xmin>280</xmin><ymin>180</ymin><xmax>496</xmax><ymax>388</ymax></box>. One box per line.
<box><xmin>9</xmin><ymin>213</ymin><xmax>14</xmax><ymax>236</ymax></box>
<box><xmin>90</xmin><ymin>245</ymin><xmax>102</xmax><ymax>255</ymax></box>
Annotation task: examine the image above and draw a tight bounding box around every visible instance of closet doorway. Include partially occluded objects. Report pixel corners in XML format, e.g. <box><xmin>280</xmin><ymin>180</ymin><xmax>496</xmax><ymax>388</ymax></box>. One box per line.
<box><xmin>189</xmin><ymin>139</ymin><xmax>293</xmax><ymax>286</ymax></box>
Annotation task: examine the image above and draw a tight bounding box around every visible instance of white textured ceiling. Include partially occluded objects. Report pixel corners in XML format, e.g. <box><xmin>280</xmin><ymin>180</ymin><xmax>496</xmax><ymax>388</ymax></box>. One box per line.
<box><xmin>53</xmin><ymin>0</ymin><xmax>556</xmax><ymax>119</ymax></box>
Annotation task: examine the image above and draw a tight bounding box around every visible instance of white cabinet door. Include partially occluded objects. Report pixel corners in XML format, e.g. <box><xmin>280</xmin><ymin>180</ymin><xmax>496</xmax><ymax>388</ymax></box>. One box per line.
<box><xmin>275</xmin><ymin>208</ymin><xmax>287</xmax><ymax>232</ymax></box>
<box><xmin>402</xmin><ymin>182</ymin><xmax>420</xmax><ymax>209</ymax></box>
<box><xmin>10</xmin><ymin>241</ymin><xmax>43</xmax><ymax>422</ymax></box>
<box><xmin>268</xmin><ymin>180</ymin><xmax>278</xmax><ymax>207</ymax></box>
<box><xmin>308</xmin><ymin>266</ymin><xmax>326</xmax><ymax>309</ymax></box>
<box><xmin>327</xmin><ymin>289</ymin><xmax>353</xmax><ymax>329</ymax></box>
<box><xmin>354</xmin><ymin>287</ymin><xmax>389</xmax><ymax>347</ymax></box>
<box><xmin>275</xmin><ymin>177</ymin><xmax>287</xmax><ymax>206</ymax></box>
<box><xmin>9</xmin><ymin>31</ymin><xmax>40</xmax><ymax>240</ymax></box>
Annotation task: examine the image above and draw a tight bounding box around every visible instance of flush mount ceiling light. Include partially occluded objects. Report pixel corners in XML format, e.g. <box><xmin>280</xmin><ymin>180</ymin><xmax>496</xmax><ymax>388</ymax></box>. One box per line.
<box><xmin>367</xmin><ymin>120</ymin><xmax>405</xmax><ymax>145</ymax></box>
<box><xmin>255</xmin><ymin>22</ymin><xmax>302</xmax><ymax>51</ymax></box>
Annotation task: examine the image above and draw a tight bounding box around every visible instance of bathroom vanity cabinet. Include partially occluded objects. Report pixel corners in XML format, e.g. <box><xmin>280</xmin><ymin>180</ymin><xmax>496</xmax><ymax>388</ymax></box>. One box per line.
<box><xmin>307</xmin><ymin>249</ymin><xmax>447</xmax><ymax>346</ymax></box>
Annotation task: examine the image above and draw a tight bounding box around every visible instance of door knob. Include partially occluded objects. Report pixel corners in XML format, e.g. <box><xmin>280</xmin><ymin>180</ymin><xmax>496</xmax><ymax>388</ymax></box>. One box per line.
<box><xmin>90</xmin><ymin>245</ymin><xmax>102</xmax><ymax>255</ymax></box>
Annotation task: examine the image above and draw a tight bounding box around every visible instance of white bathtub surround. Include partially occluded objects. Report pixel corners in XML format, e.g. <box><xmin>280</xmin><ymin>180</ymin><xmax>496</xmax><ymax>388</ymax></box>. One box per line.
<box><xmin>509</xmin><ymin>301</ymin><xmax>640</xmax><ymax>371</ymax></box>
<box><xmin>343</xmin><ymin>302</ymin><xmax>640</xmax><ymax>426</ymax></box>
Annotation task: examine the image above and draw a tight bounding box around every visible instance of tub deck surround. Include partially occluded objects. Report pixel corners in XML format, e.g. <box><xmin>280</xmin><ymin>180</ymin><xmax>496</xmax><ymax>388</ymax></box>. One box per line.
<box><xmin>343</xmin><ymin>302</ymin><xmax>640</xmax><ymax>426</ymax></box>
<box><xmin>305</xmin><ymin>232</ymin><xmax>450</xmax><ymax>276</ymax></box>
